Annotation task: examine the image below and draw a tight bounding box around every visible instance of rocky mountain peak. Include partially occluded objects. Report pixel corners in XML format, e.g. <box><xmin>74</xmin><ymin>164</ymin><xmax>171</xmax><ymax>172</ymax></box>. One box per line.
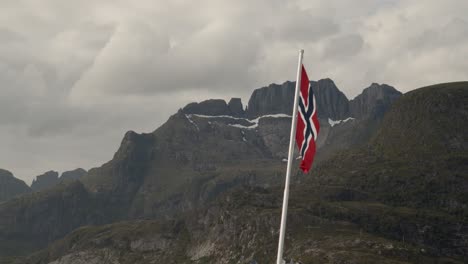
<box><xmin>31</xmin><ymin>170</ymin><xmax>59</xmax><ymax>192</ymax></box>
<box><xmin>246</xmin><ymin>79</ymin><xmax>352</xmax><ymax>120</ymax></box>
<box><xmin>182</xmin><ymin>99</ymin><xmax>228</xmax><ymax>116</ymax></box>
<box><xmin>181</xmin><ymin>98</ymin><xmax>246</xmax><ymax>117</ymax></box>
<box><xmin>113</xmin><ymin>130</ymin><xmax>153</xmax><ymax>162</ymax></box>
<box><xmin>350</xmin><ymin>83</ymin><xmax>402</xmax><ymax>119</ymax></box>
<box><xmin>311</xmin><ymin>78</ymin><xmax>350</xmax><ymax>120</ymax></box>
<box><xmin>228</xmin><ymin>98</ymin><xmax>245</xmax><ymax>117</ymax></box>
<box><xmin>60</xmin><ymin>168</ymin><xmax>87</xmax><ymax>181</ymax></box>
<box><xmin>246</xmin><ymin>81</ymin><xmax>295</xmax><ymax>118</ymax></box>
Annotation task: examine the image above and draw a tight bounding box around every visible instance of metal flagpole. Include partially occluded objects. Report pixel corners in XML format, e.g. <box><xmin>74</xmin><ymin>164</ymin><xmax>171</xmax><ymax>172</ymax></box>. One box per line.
<box><xmin>276</xmin><ymin>49</ymin><xmax>304</xmax><ymax>264</ymax></box>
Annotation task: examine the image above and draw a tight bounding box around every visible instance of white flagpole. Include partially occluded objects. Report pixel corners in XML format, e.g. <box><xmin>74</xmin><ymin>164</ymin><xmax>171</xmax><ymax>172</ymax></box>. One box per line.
<box><xmin>276</xmin><ymin>49</ymin><xmax>304</xmax><ymax>264</ymax></box>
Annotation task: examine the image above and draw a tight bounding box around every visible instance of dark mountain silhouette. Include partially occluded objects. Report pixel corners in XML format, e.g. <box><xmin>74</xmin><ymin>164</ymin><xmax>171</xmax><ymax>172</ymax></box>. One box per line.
<box><xmin>0</xmin><ymin>169</ymin><xmax>31</xmax><ymax>202</ymax></box>
<box><xmin>60</xmin><ymin>168</ymin><xmax>87</xmax><ymax>182</ymax></box>
<box><xmin>30</xmin><ymin>171</ymin><xmax>59</xmax><ymax>192</ymax></box>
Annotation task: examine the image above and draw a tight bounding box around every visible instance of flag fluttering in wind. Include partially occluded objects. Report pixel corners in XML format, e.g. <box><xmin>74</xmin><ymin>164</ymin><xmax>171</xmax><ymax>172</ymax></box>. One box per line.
<box><xmin>276</xmin><ymin>50</ymin><xmax>320</xmax><ymax>264</ymax></box>
<box><xmin>295</xmin><ymin>65</ymin><xmax>320</xmax><ymax>173</ymax></box>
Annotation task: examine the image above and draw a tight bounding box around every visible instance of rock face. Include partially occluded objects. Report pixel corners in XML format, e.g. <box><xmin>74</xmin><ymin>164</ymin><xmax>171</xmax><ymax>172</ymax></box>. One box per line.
<box><xmin>227</xmin><ymin>98</ymin><xmax>245</xmax><ymax>117</ymax></box>
<box><xmin>182</xmin><ymin>98</ymin><xmax>246</xmax><ymax>117</ymax></box>
<box><xmin>312</xmin><ymin>78</ymin><xmax>350</xmax><ymax>120</ymax></box>
<box><xmin>349</xmin><ymin>83</ymin><xmax>402</xmax><ymax>119</ymax></box>
<box><xmin>245</xmin><ymin>79</ymin><xmax>401</xmax><ymax>121</ymax></box>
<box><xmin>60</xmin><ymin>168</ymin><xmax>87</xmax><ymax>182</ymax></box>
<box><xmin>0</xmin><ymin>169</ymin><xmax>31</xmax><ymax>202</ymax></box>
<box><xmin>31</xmin><ymin>171</ymin><xmax>59</xmax><ymax>192</ymax></box>
<box><xmin>246</xmin><ymin>81</ymin><xmax>295</xmax><ymax>118</ymax></box>
<box><xmin>0</xmin><ymin>181</ymin><xmax>111</xmax><ymax>260</ymax></box>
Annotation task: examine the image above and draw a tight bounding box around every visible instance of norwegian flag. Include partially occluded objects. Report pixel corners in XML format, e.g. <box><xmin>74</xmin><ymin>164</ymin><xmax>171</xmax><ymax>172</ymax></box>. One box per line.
<box><xmin>295</xmin><ymin>65</ymin><xmax>320</xmax><ymax>173</ymax></box>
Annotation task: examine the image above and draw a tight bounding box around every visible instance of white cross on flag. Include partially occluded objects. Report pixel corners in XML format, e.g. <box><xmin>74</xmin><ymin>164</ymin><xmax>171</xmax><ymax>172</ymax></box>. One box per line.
<box><xmin>295</xmin><ymin>65</ymin><xmax>320</xmax><ymax>173</ymax></box>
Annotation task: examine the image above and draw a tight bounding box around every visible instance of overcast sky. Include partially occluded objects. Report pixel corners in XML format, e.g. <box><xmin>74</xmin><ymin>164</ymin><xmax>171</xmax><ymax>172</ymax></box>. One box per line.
<box><xmin>1</xmin><ymin>0</ymin><xmax>467</xmax><ymax>184</ymax></box>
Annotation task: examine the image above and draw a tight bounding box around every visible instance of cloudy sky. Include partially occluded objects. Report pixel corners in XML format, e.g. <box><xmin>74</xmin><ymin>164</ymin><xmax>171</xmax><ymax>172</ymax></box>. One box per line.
<box><xmin>1</xmin><ymin>0</ymin><xmax>467</xmax><ymax>184</ymax></box>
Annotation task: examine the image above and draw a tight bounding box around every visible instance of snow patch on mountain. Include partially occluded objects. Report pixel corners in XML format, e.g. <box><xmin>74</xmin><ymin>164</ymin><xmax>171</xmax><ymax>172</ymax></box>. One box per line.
<box><xmin>328</xmin><ymin>117</ymin><xmax>355</xmax><ymax>127</ymax></box>
<box><xmin>188</xmin><ymin>113</ymin><xmax>291</xmax><ymax>130</ymax></box>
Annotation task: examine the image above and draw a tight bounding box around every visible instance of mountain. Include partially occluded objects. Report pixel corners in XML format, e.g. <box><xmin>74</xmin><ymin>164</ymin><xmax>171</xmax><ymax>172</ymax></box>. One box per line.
<box><xmin>5</xmin><ymin>79</ymin><xmax>467</xmax><ymax>263</ymax></box>
<box><xmin>60</xmin><ymin>168</ymin><xmax>87</xmax><ymax>182</ymax></box>
<box><xmin>30</xmin><ymin>171</ymin><xmax>59</xmax><ymax>192</ymax></box>
<box><xmin>1</xmin><ymin>78</ymin><xmax>402</xmax><ymax>261</ymax></box>
<box><xmin>246</xmin><ymin>81</ymin><xmax>295</xmax><ymax>118</ymax></box>
<box><xmin>18</xmin><ymin>82</ymin><xmax>468</xmax><ymax>264</ymax></box>
<box><xmin>79</xmin><ymin>77</ymin><xmax>395</xmax><ymax>220</ymax></box>
<box><xmin>19</xmin><ymin>187</ymin><xmax>459</xmax><ymax>264</ymax></box>
<box><xmin>349</xmin><ymin>83</ymin><xmax>402</xmax><ymax>119</ymax></box>
<box><xmin>27</xmin><ymin>169</ymin><xmax>88</xmax><ymax>194</ymax></box>
<box><xmin>312</xmin><ymin>78</ymin><xmax>350</xmax><ymax>120</ymax></box>
<box><xmin>0</xmin><ymin>169</ymin><xmax>31</xmax><ymax>202</ymax></box>
<box><xmin>182</xmin><ymin>98</ymin><xmax>245</xmax><ymax>117</ymax></box>
<box><xmin>245</xmin><ymin>79</ymin><xmax>401</xmax><ymax>121</ymax></box>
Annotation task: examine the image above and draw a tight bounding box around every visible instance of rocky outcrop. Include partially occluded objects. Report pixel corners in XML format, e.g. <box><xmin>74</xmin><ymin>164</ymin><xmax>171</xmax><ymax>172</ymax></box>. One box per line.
<box><xmin>0</xmin><ymin>169</ymin><xmax>31</xmax><ymax>202</ymax></box>
<box><xmin>349</xmin><ymin>83</ymin><xmax>402</xmax><ymax>119</ymax></box>
<box><xmin>182</xmin><ymin>98</ymin><xmax>245</xmax><ymax>117</ymax></box>
<box><xmin>60</xmin><ymin>168</ymin><xmax>87</xmax><ymax>182</ymax></box>
<box><xmin>246</xmin><ymin>81</ymin><xmax>295</xmax><ymax>118</ymax></box>
<box><xmin>31</xmin><ymin>171</ymin><xmax>59</xmax><ymax>192</ymax></box>
<box><xmin>182</xmin><ymin>99</ymin><xmax>231</xmax><ymax>116</ymax></box>
<box><xmin>246</xmin><ymin>79</ymin><xmax>350</xmax><ymax>120</ymax></box>
<box><xmin>312</xmin><ymin>78</ymin><xmax>350</xmax><ymax>120</ymax></box>
<box><xmin>246</xmin><ymin>80</ymin><xmax>402</xmax><ymax>121</ymax></box>
<box><xmin>227</xmin><ymin>98</ymin><xmax>245</xmax><ymax>117</ymax></box>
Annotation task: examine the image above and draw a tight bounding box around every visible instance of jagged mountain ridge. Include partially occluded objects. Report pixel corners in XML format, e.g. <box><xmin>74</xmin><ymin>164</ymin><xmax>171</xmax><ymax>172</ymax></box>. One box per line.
<box><xmin>180</xmin><ymin>79</ymin><xmax>401</xmax><ymax>121</ymax></box>
<box><xmin>29</xmin><ymin>169</ymin><xmax>88</xmax><ymax>193</ymax></box>
<box><xmin>80</xmin><ymin>78</ymin><xmax>401</xmax><ymax>217</ymax></box>
<box><xmin>19</xmin><ymin>82</ymin><xmax>468</xmax><ymax>264</ymax></box>
<box><xmin>1</xmin><ymin>78</ymin><xmax>403</xmax><ymax>262</ymax></box>
<box><xmin>60</xmin><ymin>168</ymin><xmax>87</xmax><ymax>182</ymax></box>
<box><xmin>30</xmin><ymin>171</ymin><xmax>59</xmax><ymax>192</ymax></box>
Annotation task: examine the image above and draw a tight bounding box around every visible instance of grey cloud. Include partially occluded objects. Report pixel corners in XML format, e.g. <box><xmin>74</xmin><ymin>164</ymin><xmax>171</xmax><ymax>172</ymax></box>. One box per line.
<box><xmin>322</xmin><ymin>34</ymin><xmax>364</xmax><ymax>59</ymax></box>
<box><xmin>409</xmin><ymin>17</ymin><xmax>468</xmax><ymax>52</ymax></box>
<box><xmin>0</xmin><ymin>28</ymin><xmax>25</xmax><ymax>44</ymax></box>
<box><xmin>0</xmin><ymin>0</ymin><xmax>467</xmax><ymax>183</ymax></box>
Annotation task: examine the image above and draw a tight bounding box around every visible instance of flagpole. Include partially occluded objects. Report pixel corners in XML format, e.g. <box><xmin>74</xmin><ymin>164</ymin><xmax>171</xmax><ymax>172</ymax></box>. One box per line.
<box><xmin>276</xmin><ymin>49</ymin><xmax>304</xmax><ymax>264</ymax></box>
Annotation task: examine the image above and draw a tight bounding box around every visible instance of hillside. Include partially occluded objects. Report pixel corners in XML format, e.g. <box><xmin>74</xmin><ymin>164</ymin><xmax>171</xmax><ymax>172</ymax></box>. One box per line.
<box><xmin>314</xmin><ymin>82</ymin><xmax>468</xmax><ymax>212</ymax></box>
<box><xmin>10</xmin><ymin>82</ymin><xmax>468</xmax><ymax>263</ymax></box>
<box><xmin>0</xmin><ymin>169</ymin><xmax>31</xmax><ymax>202</ymax></box>
<box><xmin>19</xmin><ymin>187</ymin><xmax>464</xmax><ymax>264</ymax></box>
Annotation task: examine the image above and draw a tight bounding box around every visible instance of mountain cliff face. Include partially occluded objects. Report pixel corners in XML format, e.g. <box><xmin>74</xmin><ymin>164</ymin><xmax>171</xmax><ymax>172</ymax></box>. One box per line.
<box><xmin>246</xmin><ymin>81</ymin><xmax>295</xmax><ymax>118</ymax></box>
<box><xmin>245</xmin><ymin>79</ymin><xmax>400</xmax><ymax>121</ymax></box>
<box><xmin>18</xmin><ymin>82</ymin><xmax>468</xmax><ymax>264</ymax></box>
<box><xmin>80</xmin><ymin>110</ymin><xmax>287</xmax><ymax>220</ymax></box>
<box><xmin>0</xmin><ymin>169</ymin><xmax>31</xmax><ymax>202</ymax></box>
<box><xmin>349</xmin><ymin>83</ymin><xmax>402</xmax><ymax>119</ymax></box>
<box><xmin>31</xmin><ymin>171</ymin><xmax>59</xmax><ymax>192</ymax></box>
<box><xmin>182</xmin><ymin>99</ymin><xmax>245</xmax><ymax>117</ymax></box>
<box><xmin>60</xmin><ymin>168</ymin><xmax>87</xmax><ymax>182</ymax></box>
<box><xmin>0</xmin><ymin>181</ymin><xmax>111</xmax><ymax>262</ymax></box>
<box><xmin>312</xmin><ymin>78</ymin><xmax>350</xmax><ymax>120</ymax></box>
